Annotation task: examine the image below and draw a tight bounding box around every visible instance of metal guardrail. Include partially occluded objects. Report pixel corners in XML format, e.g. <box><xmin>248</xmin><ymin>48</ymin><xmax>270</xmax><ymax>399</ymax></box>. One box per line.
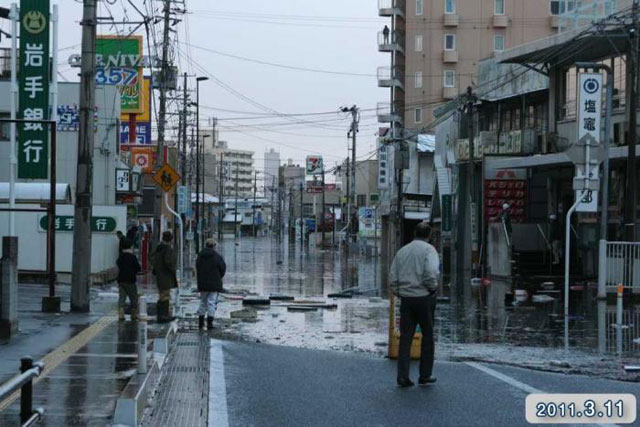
<box><xmin>0</xmin><ymin>357</ymin><xmax>45</xmax><ymax>426</ymax></box>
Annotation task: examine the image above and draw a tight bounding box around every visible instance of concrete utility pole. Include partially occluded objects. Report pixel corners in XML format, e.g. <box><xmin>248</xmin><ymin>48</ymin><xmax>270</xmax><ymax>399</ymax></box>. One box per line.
<box><xmin>300</xmin><ymin>182</ymin><xmax>304</xmax><ymax>246</ymax></box>
<box><xmin>467</xmin><ymin>87</ymin><xmax>479</xmax><ymax>276</ymax></box>
<box><xmin>153</xmin><ymin>0</ymin><xmax>172</xmax><ymax>253</ymax></box>
<box><xmin>234</xmin><ymin>164</ymin><xmax>239</xmax><ymax>240</ymax></box>
<box><xmin>181</xmin><ymin>72</ymin><xmax>188</xmax><ymax>185</ymax></box>
<box><xmin>321</xmin><ymin>169</ymin><xmax>326</xmax><ymax>247</ymax></box>
<box><xmin>218</xmin><ymin>152</ymin><xmax>224</xmax><ymax>240</ymax></box>
<box><xmin>625</xmin><ymin>0</ymin><xmax>639</xmax><ymax>242</ymax></box>
<box><xmin>71</xmin><ymin>0</ymin><xmax>97</xmax><ymax>312</ymax></box>
<box><xmin>252</xmin><ymin>171</ymin><xmax>257</xmax><ymax>237</ymax></box>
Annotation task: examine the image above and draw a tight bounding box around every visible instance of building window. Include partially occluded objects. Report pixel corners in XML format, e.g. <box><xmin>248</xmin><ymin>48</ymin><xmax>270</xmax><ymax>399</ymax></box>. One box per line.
<box><xmin>494</xmin><ymin>0</ymin><xmax>505</xmax><ymax>15</ymax></box>
<box><xmin>445</xmin><ymin>0</ymin><xmax>455</xmax><ymax>14</ymax></box>
<box><xmin>357</xmin><ymin>194</ymin><xmax>367</xmax><ymax>207</ymax></box>
<box><xmin>415</xmin><ymin>108</ymin><xmax>422</xmax><ymax>123</ymax></box>
<box><xmin>415</xmin><ymin>35</ymin><xmax>423</xmax><ymax>52</ymax></box>
<box><xmin>550</xmin><ymin>0</ymin><xmax>581</xmax><ymax>15</ymax></box>
<box><xmin>444</xmin><ymin>70</ymin><xmax>455</xmax><ymax>88</ymax></box>
<box><xmin>416</xmin><ymin>0</ymin><xmax>423</xmax><ymax>15</ymax></box>
<box><xmin>415</xmin><ymin>71</ymin><xmax>423</xmax><ymax>89</ymax></box>
<box><xmin>0</xmin><ymin>112</ymin><xmax>9</xmax><ymax>140</ymax></box>
<box><xmin>444</xmin><ymin>34</ymin><xmax>455</xmax><ymax>51</ymax></box>
<box><xmin>494</xmin><ymin>34</ymin><xmax>504</xmax><ymax>51</ymax></box>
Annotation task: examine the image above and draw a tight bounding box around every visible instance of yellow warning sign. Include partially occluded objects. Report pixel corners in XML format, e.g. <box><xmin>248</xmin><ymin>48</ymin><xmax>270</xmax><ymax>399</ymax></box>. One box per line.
<box><xmin>153</xmin><ymin>163</ymin><xmax>181</xmax><ymax>192</ymax></box>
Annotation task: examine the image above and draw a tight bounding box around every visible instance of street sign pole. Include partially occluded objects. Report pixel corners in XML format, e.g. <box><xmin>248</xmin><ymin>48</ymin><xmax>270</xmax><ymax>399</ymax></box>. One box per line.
<box><xmin>564</xmin><ymin>71</ymin><xmax>604</xmax><ymax>349</ymax></box>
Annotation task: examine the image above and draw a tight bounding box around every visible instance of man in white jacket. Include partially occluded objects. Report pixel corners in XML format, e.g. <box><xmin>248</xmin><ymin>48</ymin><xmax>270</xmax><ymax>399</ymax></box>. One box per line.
<box><xmin>390</xmin><ymin>221</ymin><xmax>439</xmax><ymax>387</ymax></box>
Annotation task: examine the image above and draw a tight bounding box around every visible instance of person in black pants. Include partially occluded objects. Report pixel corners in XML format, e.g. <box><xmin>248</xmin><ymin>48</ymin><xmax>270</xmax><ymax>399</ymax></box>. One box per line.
<box><xmin>389</xmin><ymin>222</ymin><xmax>439</xmax><ymax>387</ymax></box>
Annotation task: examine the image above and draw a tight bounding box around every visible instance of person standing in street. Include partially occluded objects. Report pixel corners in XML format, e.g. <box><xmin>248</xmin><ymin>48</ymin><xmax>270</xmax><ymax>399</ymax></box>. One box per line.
<box><xmin>196</xmin><ymin>238</ymin><xmax>226</xmax><ymax>330</ymax></box>
<box><xmin>152</xmin><ymin>230</ymin><xmax>178</xmax><ymax>323</ymax></box>
<box><xmin>389</xmin><ymin>222</ymin><xmax>439</xmax><ymax>387</ymax></box>
<box><xmin>116</xmin><ymin>239</ymin><xmax>141</xmax><ymax>322</ymax></box>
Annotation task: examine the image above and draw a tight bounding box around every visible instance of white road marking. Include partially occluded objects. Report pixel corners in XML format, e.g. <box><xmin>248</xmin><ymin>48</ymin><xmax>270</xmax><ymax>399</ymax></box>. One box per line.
<box><xmin>209</xmin><ymin>339</ymin><xmax>230</xmax><ymax>427</ymax></box>
<box><xmin>465</xmin><ymin>362</ymin><xmax>543</xmax><ymax>394</ymax></box>
<box><xmin>466</xmin><ymin>362</ymin><xmax>616</xmax><ymax>427</ymax></box>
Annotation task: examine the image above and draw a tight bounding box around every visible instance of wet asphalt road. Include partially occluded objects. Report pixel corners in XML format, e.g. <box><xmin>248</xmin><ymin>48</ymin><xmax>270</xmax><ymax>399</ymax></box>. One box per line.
<box><xmin>213</xmin><ymin>339</ymin><xmax>640</xmax><ymax>427</ymax></box>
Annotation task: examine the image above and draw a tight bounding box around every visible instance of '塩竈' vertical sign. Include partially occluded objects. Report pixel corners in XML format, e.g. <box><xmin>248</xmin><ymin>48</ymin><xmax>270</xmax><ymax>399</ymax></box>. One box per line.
<box><xmin>19</xmin><ymin>0</ymin><xmax>50</xmax><ymax>179</ymax></box>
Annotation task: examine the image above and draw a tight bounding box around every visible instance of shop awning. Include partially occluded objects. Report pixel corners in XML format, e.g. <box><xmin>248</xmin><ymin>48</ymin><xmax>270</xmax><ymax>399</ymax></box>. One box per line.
<box><xmin>404</xmin><ymin>211</ymin><xmax>430</xmax><ymax>221</ymax></box>
<box><xmin>485</xmin><ymin>144</ymin><xmax>640</xmax><ymax>170</ymax></box>
<box><xmin>0</xmin><ymin>183</ymin><xmax>72</xmax><ymax>203</ymax></box>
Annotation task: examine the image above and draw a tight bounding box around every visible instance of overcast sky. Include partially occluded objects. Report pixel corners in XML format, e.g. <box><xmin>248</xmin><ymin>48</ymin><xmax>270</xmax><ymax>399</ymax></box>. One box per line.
<box><xmin>0</xmin><ymin>0</ymin><xmax>387</xmax><ymax>173</ymax></box>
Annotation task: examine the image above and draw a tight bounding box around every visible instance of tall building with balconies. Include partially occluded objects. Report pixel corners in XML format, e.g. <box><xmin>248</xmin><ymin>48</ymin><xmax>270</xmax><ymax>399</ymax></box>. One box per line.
<box><xmin>208</xmin><ymin>141</ymin><xmax>255</xmax><ymax>198</ymax></box>
<box><xmin>378</xmin><ymin>0</ymin><xmax>626</xmax><ymax>131</ymax></box>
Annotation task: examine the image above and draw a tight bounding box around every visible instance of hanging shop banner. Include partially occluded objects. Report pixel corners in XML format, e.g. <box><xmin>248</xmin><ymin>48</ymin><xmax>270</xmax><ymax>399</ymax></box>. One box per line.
<box><xmin>18</xmin><ymin>0</ymin><xmax>50</xmax><ymax>179</ymax></box>
<box><xmin>120</xmin><ymin>122</ymin><xmax>152</xmax><ymax>144</ymax></box>
<box><xmin>116</xmin><ymin>169</ymin><xmax>130</xmax><ymax>192</ymax></box>
<box><xmin>39</xmin><ymin>215</ymin><xmax>117</xmax><ymax>233</ymax></box>
<box><xmin>96</xmin><ymin>35</ymin><xmax>144</xmax><ymax>114</ymax></box>
<box><xmin>378</xmin><ymin>140</ymin><xmax>391</xmax><ymax>190</ymax></box>
<box><xmin>306</xmin><ymin>156</ymin><xmax>323</xmax><ymax>175</ymax></box>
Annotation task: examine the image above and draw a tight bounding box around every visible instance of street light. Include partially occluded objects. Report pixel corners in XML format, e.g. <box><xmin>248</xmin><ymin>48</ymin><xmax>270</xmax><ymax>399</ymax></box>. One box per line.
<box><xmin>195</xmin><ymin>76</ymin><xmax>208</xmax><ymax>253</ymax></box>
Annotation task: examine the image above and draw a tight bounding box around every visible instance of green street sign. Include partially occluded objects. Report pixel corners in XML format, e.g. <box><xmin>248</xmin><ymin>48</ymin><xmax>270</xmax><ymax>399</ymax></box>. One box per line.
<box><xmin>96</xmin><ymin>36</ymin><xmax>143</xmax><ymax>114</ymax></box>
<box><xmin>442</xmin><ymin>194</ymin><xmax>452</xmax><ymax>234</ymax></box>
<box><xmin>18</xmin><ymin>0</ymin><xmax>50</xmax><ymax>179</ymax></box>
<box><xmin>39</xmin><ymin>215</ymin><xmax>117</xmax><ymax>233</ymax></box>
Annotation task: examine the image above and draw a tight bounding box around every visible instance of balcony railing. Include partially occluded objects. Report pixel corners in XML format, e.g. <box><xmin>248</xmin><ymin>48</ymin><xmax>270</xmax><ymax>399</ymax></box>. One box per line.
<box><xmin>377</xmin><ymin>66</ymin><xmax>404</xmax><ymax>89</ymax></box>
<box><xmin>377</xmin><ymin>102</ymin><xmax>402</xmax><ymax>123</ymax></box>
<box><xmin>378</xmin><ymin>30</ymin><xmax>405</xmax><ymax>54</ymax></box>
<box><xmin>378</xmin><ymin>0</ymin><xmax>405</xmax><ymax>17</ymax></box>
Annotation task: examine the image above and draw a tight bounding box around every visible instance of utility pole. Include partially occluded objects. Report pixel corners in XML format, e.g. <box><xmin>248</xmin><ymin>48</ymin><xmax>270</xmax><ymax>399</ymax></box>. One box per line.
<box><xmin>300</xmin><ymin>182</ymin><xmax>304</xmax><ymax>246</ymax></box>
<box><xmin>252</xmin><ymin>171</ymin><xmax>257</xmax><ymax>237</ymax></box>
<box><xmin>234</xmin><ymin>164</ymin><xmax>239</xmax><ymax>240</ymax></box>
<box><xmin>467</xmin><ymin>87</ymin><xmax>478</xmax><ymax>276</ymax></box>
<box><xmin>71</xmin><ymin>0</ymin><xmax>96</xmax><ymax>312</ymax></box>
<box><xmin>218</xmin><ymin>152</ymin><xmax>224</xmax><ymax>240</ymax></box>
<box><xmin>345</xmin><ymin>157</ymin><xmax>350</xmax><ymax>246</ymax></box>
<box><xmin>321</xmin><ymin>168</ymin><xmax>326</xmax><ymax>247</ymax></box>
<box><xmin>154</xmin><ymin>0</ymin><xmax>172</xmax><ymax>251</ymax></box>
<box><xmin>180</xmin><ymin>72</ymin><xmax>188</xmax><ymax>185</ymax></box>
<box><xmin>625</xmin><ymin>0</ymin><xmax>639</xmax><ymax>242</ymax></box>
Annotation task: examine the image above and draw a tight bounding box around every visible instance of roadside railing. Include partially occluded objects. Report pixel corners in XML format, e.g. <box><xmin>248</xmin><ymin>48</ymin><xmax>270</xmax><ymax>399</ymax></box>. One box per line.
<box><xmin>0</xmin><ymin>357</ymin><xmax>45</xmax><ymax>426</ymax></box>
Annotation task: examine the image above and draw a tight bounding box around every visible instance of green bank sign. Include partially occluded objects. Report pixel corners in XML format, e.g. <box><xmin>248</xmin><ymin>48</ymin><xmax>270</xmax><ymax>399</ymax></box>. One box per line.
<box><xmin>39</xmin><ymin>216</ymin><xmax>117</xmax><ymax>233</ymax></box>
<box><xmin>19</xmin><ymin>0</ymin><xmax>50</xmax><ymax>179</ymax></box>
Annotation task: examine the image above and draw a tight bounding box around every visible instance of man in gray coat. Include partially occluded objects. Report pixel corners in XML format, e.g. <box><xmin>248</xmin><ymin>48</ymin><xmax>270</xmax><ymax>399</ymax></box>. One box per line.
<box><xmin>390</xmin><ymin>222</ymin><xmax>439</xmax><ymax>387</ymax></box>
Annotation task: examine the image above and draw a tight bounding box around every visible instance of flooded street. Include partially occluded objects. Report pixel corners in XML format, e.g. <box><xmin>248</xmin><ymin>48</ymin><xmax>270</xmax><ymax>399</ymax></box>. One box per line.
<box><xmin>197</xmin><ymin>237</ymin><xmax>638</xmax><ymax>381</ymax></box>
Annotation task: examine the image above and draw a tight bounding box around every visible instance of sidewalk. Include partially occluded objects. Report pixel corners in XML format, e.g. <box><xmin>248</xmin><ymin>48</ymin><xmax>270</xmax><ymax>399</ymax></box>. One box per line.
<box><xmin>0</xmin><ymin>282</ymin><xmax>169</xmax><ymax>426</ymax></box>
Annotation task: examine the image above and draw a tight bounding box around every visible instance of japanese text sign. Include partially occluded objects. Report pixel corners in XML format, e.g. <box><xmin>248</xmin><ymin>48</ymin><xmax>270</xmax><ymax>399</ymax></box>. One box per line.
<box><xmin>578</xmin><ymin>73</ymin><xmax>602</xmax><ymax>143</ymax></box>
<box><xmin>19</xmin><ymin>0</ymin><xmax>50</xmax><ymax>179</ymax></box>
<box><xmin>39</xmin><ymin>215</ymin><xmax>117</xmax><ymax>233</ymax></box>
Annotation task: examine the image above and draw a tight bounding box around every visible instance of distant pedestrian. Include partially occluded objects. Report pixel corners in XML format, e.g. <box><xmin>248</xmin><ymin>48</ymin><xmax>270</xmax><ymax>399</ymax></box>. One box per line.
<box><xmin>196</xmin><ymin>238</ymin><xmax>226</xmax><ymax>330</ymax></box>
<box><xmin>152</xmin><ymin>230</ymin><xmax>178</xmax><ymax>323</ymax></box>
<box><xmin>116</xmin><ymin>230</ymin><xmax>126</xmax><ymax>254</ymax></box>
<box><xmin>116</xmin><ymin>239</ymin><xmax>141</xmax><ymax>322</ymax></box>
<box><xmin>389</xmin><ymin>222</ymin><xmax>439</xmax><ymax>387</ymax></box>
<box><xmin>383</xmin><ymin>24</ymin><xmax>390</xmax><ymax>44</ymax></box>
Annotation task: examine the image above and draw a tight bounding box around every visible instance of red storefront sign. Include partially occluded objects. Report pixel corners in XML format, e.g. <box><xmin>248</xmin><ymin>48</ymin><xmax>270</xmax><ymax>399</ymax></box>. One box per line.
<box><xmin>485</xmin><ymin>179</ymin><xmax>527</xmax><ymax>223</ymax></box>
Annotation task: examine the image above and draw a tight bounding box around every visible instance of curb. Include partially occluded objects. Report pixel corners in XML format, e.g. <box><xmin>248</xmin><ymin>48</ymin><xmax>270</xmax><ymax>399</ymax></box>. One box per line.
<box><xmin>112</xmin><ymin>321</ymin><xmax>178</xmax><ymax>426</ymax></box>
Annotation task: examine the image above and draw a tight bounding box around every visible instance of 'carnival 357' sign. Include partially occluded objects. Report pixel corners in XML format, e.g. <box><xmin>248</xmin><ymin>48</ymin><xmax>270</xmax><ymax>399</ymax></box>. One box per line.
<box><xmin>19</xmin><ymin>0</ymin><xmax>50</xmax><ymax>179</ymax></box>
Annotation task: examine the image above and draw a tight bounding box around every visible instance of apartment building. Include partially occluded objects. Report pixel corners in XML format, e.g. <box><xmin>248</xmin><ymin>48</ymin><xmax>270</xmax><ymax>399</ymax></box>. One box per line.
<box><xmin>378</xmin><ymin>0</ymin><xmax>626</xmax><ymax>130</ymax></box>
<box><xmin>207</xmin><ymin>140</ymin><xmax>255</xmax><ymax>197</ymax></box>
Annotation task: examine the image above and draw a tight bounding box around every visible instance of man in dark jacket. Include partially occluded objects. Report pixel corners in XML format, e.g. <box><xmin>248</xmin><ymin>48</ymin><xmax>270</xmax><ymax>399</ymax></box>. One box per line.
<box><xmin>152</xmin><ymin>230</ymin><xmax>178</xmax><ymax>323</ymax></box>
<box><xmin>196</xmin><ymin>238</ymin><xmax>226</xmax><ymax>330</ymax></box>
<box><xmin>116</xmin><ymin>239</ymin><xmax>141</xmax><ymax>321</ymax></box>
